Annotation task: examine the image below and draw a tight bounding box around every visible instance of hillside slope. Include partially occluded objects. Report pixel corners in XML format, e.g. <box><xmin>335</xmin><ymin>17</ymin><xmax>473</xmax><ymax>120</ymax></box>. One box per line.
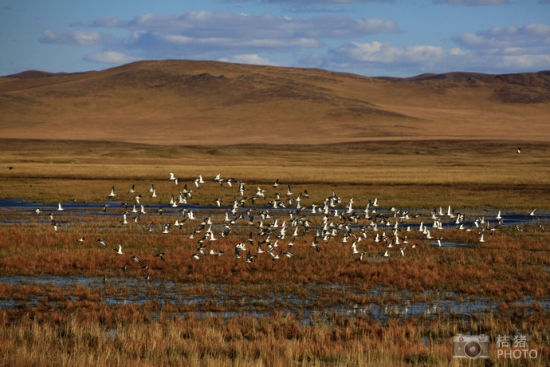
<box><xmin>1</xmin><ymin>60</ymin><xmax>549</xmax><ymax>144</ymax></box>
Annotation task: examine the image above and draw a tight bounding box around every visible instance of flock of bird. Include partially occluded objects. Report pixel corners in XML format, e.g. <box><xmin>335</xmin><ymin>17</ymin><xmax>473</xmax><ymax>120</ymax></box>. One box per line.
<box><xmin>35</xmin><ymin>171</ymin><xmax>540</xmax><ymax>272</ymax></box>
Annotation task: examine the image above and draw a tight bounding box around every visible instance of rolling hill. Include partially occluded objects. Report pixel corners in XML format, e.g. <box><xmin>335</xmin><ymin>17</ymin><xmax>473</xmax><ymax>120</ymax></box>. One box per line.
<box><xmin>1</xmin><ymin>60</ymin><xmax>549</xmax><ymax>145</ymax></box>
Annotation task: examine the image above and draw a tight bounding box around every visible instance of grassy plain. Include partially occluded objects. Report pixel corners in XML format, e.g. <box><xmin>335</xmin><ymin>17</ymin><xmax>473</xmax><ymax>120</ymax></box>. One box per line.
<box><xmin>1</xmin><ymin>138</ymin><xmax>550</xmax><ymax>366</ymax></box>
<box><xmin>1</xmin><ymin>138</ymin><xmax>550</xmax><ymax>209</ymax></box>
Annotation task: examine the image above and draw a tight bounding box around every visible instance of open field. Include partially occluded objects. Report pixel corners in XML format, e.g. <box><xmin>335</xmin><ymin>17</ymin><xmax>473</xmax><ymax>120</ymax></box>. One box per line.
<box><xmin>0</xmin><ymin>138</ymin><xmax>549</xmax><ymax>365</ymax></box>
<box><xmin>2</xmin><ymin>138</ymin><xmax>550</xmax><ymax>209</ymax></box>
<box><xmin>1</xmin><ymin>60</ymin><xmax>550</xmax><ymax>365</ymax></box>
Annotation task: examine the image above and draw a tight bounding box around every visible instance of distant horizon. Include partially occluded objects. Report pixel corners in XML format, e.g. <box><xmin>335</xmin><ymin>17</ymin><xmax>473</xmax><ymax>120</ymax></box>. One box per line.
<box><xmin>3</xmin><ymin>58</ymin><xmax>550</xmax><ymax>79</ymax></box>
<box><xmin>1</xmin><ymin>1</ymin><xmax>549</xmax><ymax>78</ymax></box>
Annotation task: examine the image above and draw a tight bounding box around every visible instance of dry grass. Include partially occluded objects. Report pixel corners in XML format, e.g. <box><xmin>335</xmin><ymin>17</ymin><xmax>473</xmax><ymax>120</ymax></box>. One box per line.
<box><xmin>0</xmin><ymin>217</ymin><xmax>549</xmax><ymax>300</ymax></box>
<box><xmin>1</xmin><ymin>60</ymin><xmax>549</xmax><ymax>145</ymax></box>
<box><xmin>1</xmin><ymin>139</ymin><xmax>550</xmax><ymax>208</ymax></box>
<box><xmin>0</xmin><ymin>310</ymin><xmax>547</xmax><ymax>366</ymax></box>
<box><xmin>1</xmin><ymin>137</ymin><xmax>549</xmax><ymax>365</ymax></box>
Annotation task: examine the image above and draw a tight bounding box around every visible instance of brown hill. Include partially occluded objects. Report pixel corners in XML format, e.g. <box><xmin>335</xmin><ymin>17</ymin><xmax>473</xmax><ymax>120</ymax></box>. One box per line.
<box><xmin>0</xmin><ymin>60</ymin><xmax>549</xmax><ymax>145</ymax></box>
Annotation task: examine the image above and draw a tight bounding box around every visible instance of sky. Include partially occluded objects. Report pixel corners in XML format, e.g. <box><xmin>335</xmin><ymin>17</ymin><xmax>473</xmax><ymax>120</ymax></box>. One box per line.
<box><xmin>1</xmin><ymin>0</ymin><xmax>549</xmax><ymax>77</ymax></box>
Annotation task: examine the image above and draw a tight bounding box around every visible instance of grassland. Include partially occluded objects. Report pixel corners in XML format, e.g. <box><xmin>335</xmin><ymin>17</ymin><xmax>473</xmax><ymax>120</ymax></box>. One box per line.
<box><xmin>0</xmin><ymin>138</ymin><xmax>549</xmax><ymax>365</ymax></box>
<box><xmin>0</xmin><ymin>311</ymin><xmax>548</xmax><ymax>366</ymax></box>
<box><xmin>1</xmin><ymin>138</ymin><xmax>550</xmax><ymax>209</ymax></box>
<box><xmin>1</xmin><ymin>60</ymin><xmax>550</xmax><ymax>365</ymax></box>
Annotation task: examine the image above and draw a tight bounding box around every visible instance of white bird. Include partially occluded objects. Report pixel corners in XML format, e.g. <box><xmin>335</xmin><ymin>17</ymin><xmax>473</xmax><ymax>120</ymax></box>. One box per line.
<box><xmin>115</xmin><ymin>245</ymin><xmax>123</xmax><ymax>255</ymax></box>
<box><xmin>447</xmin><ymin>205</ymin><xmax>454</xmax><ymax>218</ymax></box>
<box><xmin>108</xmin><ymin>186</ymin><xmax>116</xmax><ymax>198</ymax></box>
<box><xmin>57</xmin><ymin>202</ymin><xmax>64</xmax><ymax>211</ymax></box>
<box><xmin>426</xmin><ymin>230</ymin><xmax>432</xmax><ymax>239</ymax></box>
<box><xmin>530</xmin><ymin>209</ymin><xmax>536</xmax><ymax>216</ymax></box>
<box><xmin>347</xmin><ymin>198</ymin><xmax>354</xmax><ymax>214</ymax></box>
<box><xmin>169</xmin><ymin>172</ymin><xmax>175</xmax><ymax>181</ymax></box>
<box><xmin>479</xmin><ymin>233</ymin><xmax>485</xmax><ymax>243</ymax></box>
<box><xmin>34</xmin><ymin>208</ymin><xmax>40</xmax><ymax>215</ymax></box>
<box><xmin>496</xmin><ymin>210</ymin><xmax>502</xmax><ymax>220</ymax></box>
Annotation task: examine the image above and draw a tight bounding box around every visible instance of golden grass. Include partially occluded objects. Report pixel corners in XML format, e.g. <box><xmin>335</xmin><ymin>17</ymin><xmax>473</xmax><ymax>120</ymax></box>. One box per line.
<box><xmin>1</xmin><ymin>139</ymin><xmax>550</xmax><ymax>208</ymax></box>
<box><xmin>1</xmin><ymin>60</ymin><xmax>550</xmax><ymax>145</ymax></box>
<box><xmin>0</xmin><ymin>311</ymin><xmax>547</xmax><ymax>366</ymax></box>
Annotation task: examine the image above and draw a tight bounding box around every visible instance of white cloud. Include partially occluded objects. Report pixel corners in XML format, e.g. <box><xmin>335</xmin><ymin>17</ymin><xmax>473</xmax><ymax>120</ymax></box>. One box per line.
<box><xmin>264</xmin><ymin>0</ymin><xmax>394</xmax><ymax>2</ymax></box>
<box><xmin>434</xmin><ymin>0</ymin><xmax>509</xmax><ymax>5</ymax></box>
<box><xmin>456</xmin><ymin>24</ymin><xmax>550</xmax><ymax>50</ymax></box>
<box><xmin>220</xmin><ymin>0</ymin><xmax>395</xmax><ymax>5</ymax></box>
<box><xmin>84</xmin><ymin>51</ymin><xmax>139</xmax><ymax>64</ymax></box>
<box><xmin>76</xmin><ymin>11</ymin><xmax>399</xmax><ymax>63</ymax></box>
<box><xmin>91</xmin><ymin>12</ymin><xmax>400</xmax><ymax>40</ymax></box>
<box><xmin>331</xmin><ymin>41</ymin><xmax>448</xmax><ymax>68</ymax></box>
<box><xmin>38</xmin><ymin>10</ymin><xmax>550</xmax><ymax>76</ymax></box>
<box><xmin>40</xmin><ymin>29</ymin><xmax>105</xmax><ymax>46</ymax></box>
<box><xmin>497</xmin><ymin>54</ymin><xmax>550</xmax><ymax>69</ymax></box>
<box><xmin>324</xmin><ymin>28</ymin><xmax>550</xmax><ymax>74</ymax></box>
<box><xmin>220</xmin><ymin>54</ymin><xmax>279</xmax><ymax>66</ymax></box>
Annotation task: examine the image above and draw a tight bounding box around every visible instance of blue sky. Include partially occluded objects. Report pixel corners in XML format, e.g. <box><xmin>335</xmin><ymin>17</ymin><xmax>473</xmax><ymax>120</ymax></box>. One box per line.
<box><xmin>1</xmin><ymin>0</ymin><xmax>549</xmax><ymax>77</ymax></box>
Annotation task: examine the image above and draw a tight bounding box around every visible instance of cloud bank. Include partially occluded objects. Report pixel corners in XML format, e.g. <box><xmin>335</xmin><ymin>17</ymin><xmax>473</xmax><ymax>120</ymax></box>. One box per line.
<box><xmin>38</xmin><ymin>10</ymin><xmax>550</xmax><ymax>75</ymax></box>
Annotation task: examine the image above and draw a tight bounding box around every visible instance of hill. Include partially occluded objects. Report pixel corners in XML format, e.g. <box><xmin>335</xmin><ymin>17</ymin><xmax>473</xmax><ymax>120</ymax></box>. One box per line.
<box><xmin>1</xmin><ymin>60</ymin><xmax>549</xmax><ymax>145</ymax></box>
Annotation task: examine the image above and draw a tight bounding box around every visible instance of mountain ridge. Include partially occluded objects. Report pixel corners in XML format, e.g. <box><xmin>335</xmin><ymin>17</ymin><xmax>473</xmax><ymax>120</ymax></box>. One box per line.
<box><xmin>1</xmin><ymin>60</ymin><xmax>549</xmax><ymax>145</ymax></box>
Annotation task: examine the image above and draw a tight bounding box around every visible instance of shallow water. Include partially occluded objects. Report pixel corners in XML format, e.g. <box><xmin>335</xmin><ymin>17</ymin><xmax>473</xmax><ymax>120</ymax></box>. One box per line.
<box><xmin>1</xmin><ymin>275</ymin><xmax>548</xmax><ymax>322</ymax></box>
<box><xmin>1</xmin><ymin>199</ymin><xmax>549</xmax><ymax>228</ymax></box>
<box><xmin>429</xmin><ymin>240</ymin><xmax>474</xmax><ymax>249</ymax></box>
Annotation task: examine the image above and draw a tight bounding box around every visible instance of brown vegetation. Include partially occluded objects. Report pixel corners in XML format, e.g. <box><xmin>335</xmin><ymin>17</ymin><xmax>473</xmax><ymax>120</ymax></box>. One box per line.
<box><xmin>1</xmin><ymin>60</ymin><xmax>549</xmax><ymax>145</ymax></box>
